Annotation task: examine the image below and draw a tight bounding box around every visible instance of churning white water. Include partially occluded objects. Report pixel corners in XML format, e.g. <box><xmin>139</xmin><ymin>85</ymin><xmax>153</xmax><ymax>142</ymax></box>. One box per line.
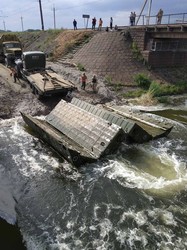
<box><xmin>0</xmin><ymin>111</ymin><xmax>187</xmax><ymax>249</ymax></box>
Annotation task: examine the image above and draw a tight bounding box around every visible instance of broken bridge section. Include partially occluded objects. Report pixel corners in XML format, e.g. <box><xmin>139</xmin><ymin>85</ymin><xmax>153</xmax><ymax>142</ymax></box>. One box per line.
<box><xmin>46</xmin><ymin>99</ymin><xmax>123</xmax><ymax>158</ymax></box>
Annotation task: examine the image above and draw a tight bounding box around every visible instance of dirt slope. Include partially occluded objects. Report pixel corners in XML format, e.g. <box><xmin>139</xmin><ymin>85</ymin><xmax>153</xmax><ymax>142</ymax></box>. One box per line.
<box><xmin>16</xmin><ymin>30</ymin><xmax>94</xmax><ymax>59</ymax></box>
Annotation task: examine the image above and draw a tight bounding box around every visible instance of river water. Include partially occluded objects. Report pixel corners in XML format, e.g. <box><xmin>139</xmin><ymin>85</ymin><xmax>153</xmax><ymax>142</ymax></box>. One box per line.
<box><xmin>0</xmin><ymin>104</ymin><xmax>187</xmax><ymax>250</ymax></box>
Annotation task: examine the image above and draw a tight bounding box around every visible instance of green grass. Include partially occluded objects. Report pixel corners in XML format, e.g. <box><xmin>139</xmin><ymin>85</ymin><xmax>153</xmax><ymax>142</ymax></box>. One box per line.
<box><xmin>149</xmin><ymin>81</ymin><xmax>187</xmax><ymax>97</ymax></box>
<box><xmin>134</xmin><ymin>73</ymin><xmax>151</xmax><ymax>89</ymax></box>
<box><xmin>77</xmin><ymin>63</ymin><xmax>85</xmax><ymax>71</ymax></box>
<box><xmin>47</xmin><ymin>29</ymin><xmax>62</xmax><ymax>35</ymax></box>
<box><xmin>104</xmin><ymin>77</ymin><xmax>124</xmax><ymax>92</ymax></box>
<box><xmin>157</xmin><ymin>96</ymin><xmax>170</xmax><ymax>104</ymax></box>
<box><xmin>122</xmin><ymin>73</ymin><xmax>187</xmax><ymax>104</ymax></box>
<box><xmin>131</xmin><ymin>42</ymin><xmax>144</xmax><ymax>61</ymax></box>
<box><xmin>112</xmin><ymin>82</ymin><xmax>123</xmax><ymax>91</ymax></box>
<box><xmin>123</xmin><ymin>89</ymin><xmax>146</xmax><ymax>98</ymax></box>
<box><xmin>104</xmin><ymin>76</ymin><xmax>113</xmax><ymax>85</ymax></box>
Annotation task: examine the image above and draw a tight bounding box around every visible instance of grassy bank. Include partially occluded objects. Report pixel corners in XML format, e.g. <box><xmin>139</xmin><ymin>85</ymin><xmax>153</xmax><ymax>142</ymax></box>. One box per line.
<box><xmin>123</xmin><ymin>72</ymin><xmax>187</xmax><ymax>105</ymax></box>
<box><xmin>15</xmin><ymin>29</ymin><xmax>94</xmax><ymax>60</ymax></box>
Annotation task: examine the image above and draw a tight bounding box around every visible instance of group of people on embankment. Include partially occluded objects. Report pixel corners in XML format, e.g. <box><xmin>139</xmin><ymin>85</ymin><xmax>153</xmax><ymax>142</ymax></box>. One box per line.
<box><xmin>73</xmin><ymin>17</ymin><xmax>118</xmax><ymax>31</ymax></box>
<box><xmin>73</xmin><ymin>8</ymin><xmax>164</xmax><ymax>31</ymax></box>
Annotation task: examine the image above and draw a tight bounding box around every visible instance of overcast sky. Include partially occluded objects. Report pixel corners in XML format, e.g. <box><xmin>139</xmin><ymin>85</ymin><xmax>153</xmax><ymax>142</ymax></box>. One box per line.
<box><xmin>1</xmin><ymin>0</ymin><xmax>187</xmax><ymax>31</ymax></box>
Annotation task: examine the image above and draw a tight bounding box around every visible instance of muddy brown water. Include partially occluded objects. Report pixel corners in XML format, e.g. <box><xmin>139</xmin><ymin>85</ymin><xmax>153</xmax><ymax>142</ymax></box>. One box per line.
<box><xmin>0</xmin><ymin>101</ymin><xmax>187</xmax><ymax>249</ymax></box>
<box><xmin>1</xmin><ymin>62</ymin><xmax>187</xmax><ymax>249</ymax></box>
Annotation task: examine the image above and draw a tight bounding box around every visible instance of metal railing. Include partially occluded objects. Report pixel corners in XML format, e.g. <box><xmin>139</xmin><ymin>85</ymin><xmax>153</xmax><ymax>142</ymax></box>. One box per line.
<box><xmin>135</xmin><ymin>12</ymin><xmax>187</xmax><ymax>26</ymax></box>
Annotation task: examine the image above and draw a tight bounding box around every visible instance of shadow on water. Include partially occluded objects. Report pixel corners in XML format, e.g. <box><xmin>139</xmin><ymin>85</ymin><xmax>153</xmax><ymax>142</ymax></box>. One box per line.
<box><xmin>0</xmin><ymin>218</ymin><xmax>26</xmax><ymax>250</ymax></box>
<box><xmin>150</xmin><ymin>109</ymin><xmax>187</xmax><ymax>125</ymax></box>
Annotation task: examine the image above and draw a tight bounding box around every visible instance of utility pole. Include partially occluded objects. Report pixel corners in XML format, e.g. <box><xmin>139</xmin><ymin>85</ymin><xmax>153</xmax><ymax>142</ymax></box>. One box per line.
<box><xmin>136</xmin><ymin>0</ymin><xmax>148</xmax><ymax>25</ymax></box>
<box><xmin>3</xmin><ymin>20</ymin><xmax>6</xmax><ymax>31</ymax></box>
<box><xmin>0</xmin><ymin>12</ymin><xmax>8</xmax><ymax>31</ymax></box>
<box><xmin>53</xmin><ymin>5</ymin><xmax>56</xmax><ymax>29</ymax></box>
<box><xmin>147</xmin><ymin>0</ymin><xmax>152</xmax><ymax>25</ymax></box>
<box><xmin>136</xmin><ymin>0</ymin><xmax>153</xmax><ymax>25</ymax></box>
<box><xmin>21</xmin><ymin>16</ymin><xmax>24</xmax><ymax>31</ymax></box>
<box><xmin>38</xmin><ymin>0</ymin><xmax>44</xmax><ymax>30</ymax></box>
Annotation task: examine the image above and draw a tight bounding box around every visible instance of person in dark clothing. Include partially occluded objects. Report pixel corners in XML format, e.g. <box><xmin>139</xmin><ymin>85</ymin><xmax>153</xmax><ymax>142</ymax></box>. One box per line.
<box><xmin>156</xmin><ymin>9</ymin><xmax>163</xmax><ymax>24</ymax></box>
<box><xmin>91</xmin><ymin>75</ymin><xmax>97</xmax><ymax>93</ymax></box>
<box><xmin>92</xmin><ymin>17</ymin><xmax>96</xmax><ymax>30</ymax></box>
<box><xmin>110</xmin><ymin>17</ymin><xmax>113</xmax><ymax>30</ymax></box>
<box><xmin>130</xmin><ymin>12</ymin><xmax>134</xmax><ymax>26</ymax></box>
<box><xmin>133</xmin><ymin>12</ymin><xmax>136</xmax><ymax>25</ymax></box>
<box><xmin>73</xmin><ymin>19</ymin><xmax>77</xmax><ymax>30</ymax></box>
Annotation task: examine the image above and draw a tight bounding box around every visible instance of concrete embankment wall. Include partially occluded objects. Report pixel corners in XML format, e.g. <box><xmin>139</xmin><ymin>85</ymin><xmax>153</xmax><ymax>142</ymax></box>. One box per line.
<box><xmin>67</xmin><ymin>30</ymin><xmax>152</xmax><ymax>85</ymax></box>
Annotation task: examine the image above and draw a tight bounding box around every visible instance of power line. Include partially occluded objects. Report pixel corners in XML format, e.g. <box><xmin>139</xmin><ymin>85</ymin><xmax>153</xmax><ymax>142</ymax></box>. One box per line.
<box><xmin>3</xmin><ymin>0</ymin><xmax>53</xmax><ymax>17</ymax></box>
<box><xmin>57</xmin><ymin>0</ymin><xmax>101</xmax><ymax>11</ymax></box>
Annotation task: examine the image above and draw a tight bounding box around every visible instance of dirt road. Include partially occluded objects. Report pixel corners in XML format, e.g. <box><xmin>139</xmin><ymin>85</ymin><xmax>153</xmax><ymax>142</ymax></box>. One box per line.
<box><xmin>0</xmin><ymin>64</ymin><xmax>62</xmax><ymax>119</ymax></box>
<box><xmin>0</xmin><ymin>61</ymin><xmax>115</xmax><ymax>120</ymax></box>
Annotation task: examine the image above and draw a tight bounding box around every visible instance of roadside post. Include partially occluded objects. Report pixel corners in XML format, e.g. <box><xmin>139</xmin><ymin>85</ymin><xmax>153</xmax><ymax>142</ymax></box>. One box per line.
<box><xmin>82</xmin><ymin>14</ymin><xmax>90</xmax><ymax>29</ymax></box>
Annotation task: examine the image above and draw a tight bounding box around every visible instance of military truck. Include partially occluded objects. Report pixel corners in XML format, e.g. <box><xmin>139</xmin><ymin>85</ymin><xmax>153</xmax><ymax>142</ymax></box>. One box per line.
<box><xmin>0</xmin><ymin>34</ymin><xmax>22</xmax><ymax>66</ymax></box>
<box><xmin>16</xmin><ymin>51</ymin><xmax>76</xmax><ymax>98</ymax></box>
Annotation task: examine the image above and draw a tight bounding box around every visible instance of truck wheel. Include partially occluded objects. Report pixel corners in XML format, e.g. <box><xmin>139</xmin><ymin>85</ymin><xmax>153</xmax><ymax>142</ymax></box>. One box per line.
<box><xmin>34</xmin><ymin>88</ymin><xmax>42</xmax><ymax>100</ymax></box>
<box><xmin>36</xmin><ymin>93</ymin><xmax>42</xmax><ymax>100</ymax></box>
<box><xmin>31</xmin><ymin>85</ymin><xmax>35</xmax><ymax>93</ymax></box>
<box><xmin>29</xmin><ymin>82</ymin><xmax>32</xmax><ymax>88</ymax></box>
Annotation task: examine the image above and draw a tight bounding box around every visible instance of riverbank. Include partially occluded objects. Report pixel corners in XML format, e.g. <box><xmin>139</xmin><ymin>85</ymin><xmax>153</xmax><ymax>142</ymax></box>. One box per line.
<box><xmin>0</xmin><ymin>61</ymin><xmax>121</xmax><ymax>120</ymax></box>
<box><xmin>1</xmin><ymin>29</ymin><xmax>187</xmax><ymax>120</ymax></box>
<box><xmin>1</xmin><ymin>60</ymin><xmax>187</xmax><ymax>120</ymax></box>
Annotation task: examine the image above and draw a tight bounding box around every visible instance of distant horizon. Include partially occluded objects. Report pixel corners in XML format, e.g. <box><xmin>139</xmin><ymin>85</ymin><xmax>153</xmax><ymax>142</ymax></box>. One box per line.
<box><xmin>1</xmin><ymin>0</ymin><xmax>187</xmax><ymax>32</ymax></box>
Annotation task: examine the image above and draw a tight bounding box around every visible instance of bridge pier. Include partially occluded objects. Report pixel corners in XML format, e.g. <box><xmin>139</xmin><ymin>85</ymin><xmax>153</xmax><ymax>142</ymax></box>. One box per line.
<box><xmin>129</xmin><ymin>24</ymin><xmax>187</xmax><ymax>67</ymax></box>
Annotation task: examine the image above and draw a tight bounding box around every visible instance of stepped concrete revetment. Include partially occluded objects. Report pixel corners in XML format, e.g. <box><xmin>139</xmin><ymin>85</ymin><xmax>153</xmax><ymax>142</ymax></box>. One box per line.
<box><xmin>65</xmin><ymin>30</ymin><xmax>152</xmax><ymax>85</ymax></box>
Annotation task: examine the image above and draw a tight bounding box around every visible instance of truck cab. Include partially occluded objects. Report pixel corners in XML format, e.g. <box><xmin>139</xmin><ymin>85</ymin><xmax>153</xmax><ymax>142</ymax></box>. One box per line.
<box><xmin>22</xmin><ymin>51</ymin><xmax>46</xmax><ymax>72</ymax></box>
<box><xmin>4</xmin><ymin>41</ymin><xmax>22</xmax><ymax>66</ymax></box>
<box><xmin>0</xmin><ymin>34</ymin><xmax>22</xmax><ymax>66</ymax></box>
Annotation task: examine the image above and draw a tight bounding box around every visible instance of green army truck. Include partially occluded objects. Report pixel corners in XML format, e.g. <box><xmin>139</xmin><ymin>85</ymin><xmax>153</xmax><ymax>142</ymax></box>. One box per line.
<box><xmin>0</xmin><ymin>34</ymin><xmax>22</xmax><ymax>66</ymax></box>
<box><xmin>16</xmin><ymin>51</ymin><xmax>76</xmax><ymax>99</ymax></box>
